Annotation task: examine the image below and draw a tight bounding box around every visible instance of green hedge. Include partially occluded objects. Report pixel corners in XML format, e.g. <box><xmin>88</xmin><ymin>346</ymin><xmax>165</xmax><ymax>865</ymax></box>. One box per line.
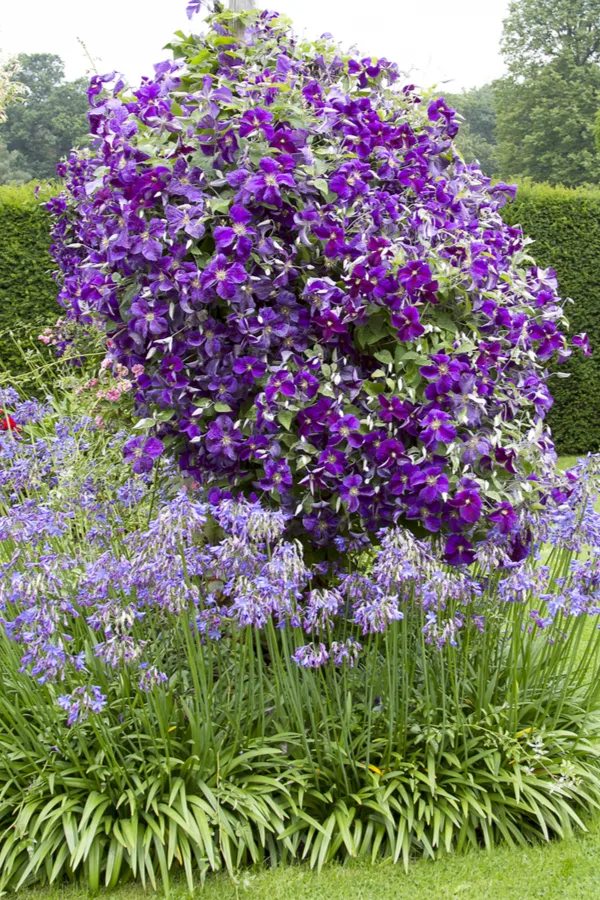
<box><xmin>503</xmin><ymin>183</ymin><xmax>600</xmax><ymax>455</ymax></box>
<box><xmin>0</xmin><ymin>183</ymin><xmax>59</xmax><ymax>375</ymax></box>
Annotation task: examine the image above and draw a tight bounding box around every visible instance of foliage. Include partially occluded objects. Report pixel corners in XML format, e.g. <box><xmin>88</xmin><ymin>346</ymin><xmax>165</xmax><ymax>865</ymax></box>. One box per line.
<box><xmin>1</xmin><ymin>354</ymin><xmax>600</xmax><ymax>889</ymax></box>
<box><xmin>494</xmin><ymin>58</ymin><xmax>600</xmax><ymax>188</ymax></box>
<box><xmin>48</xmin><ymin>8</ymin><xmax>585</xmax><ymax>563</ymax></box>
<box><xmin>495</xmin><ymin>0</ymin><xmax>600</xmax><ymax>188</ymax></box>
<box><xmin>0</xmin><ymin>183</ymin><xmax>60</xmax><ymax>374</ymax></box>
<box><xmin>443</xmin><ymin>85</ymin><xmax>498</xmax><ymax>176</ymax></box>
<box><xmin>0</xmin><ymin>54</ymin><xmax>89</xmax><ymax>183</ymax></box>
<box><xmin>0</xmin><ymin>56</ymin><xmax>27</xmax><ymax>123</ymax></box>
<box><xmin>502</xmin><ymin>182</ymin><xmax>600</xmax><ymax>454</ymax></box>
<box><xmin>0</xmin><ymin>57</ymin><xmax>29</xmax><ymax>184</ymax></box>
<box><xmin>0</xmin><ymin>141</ymin><xmax>30</xmax><ymax>185</ymax></box>
<box><xmin>501</xmin><ymin>0</ymin><xmax>600</xmax><ymax>73</ymax></box>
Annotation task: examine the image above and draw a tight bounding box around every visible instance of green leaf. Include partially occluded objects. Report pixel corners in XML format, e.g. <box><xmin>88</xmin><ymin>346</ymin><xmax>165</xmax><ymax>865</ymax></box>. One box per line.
<box><xmin>277</xmin><ymin>410</ymin><xmax>295</xmax><ymax>430</ymax></box>
<box><xmin>209</xmin><ymin>197</ymin><xmax>232</xmax><ymax>214</ymax></box>
<box><xmin>374</xmin><ymin>349</ymin><xmax>394</xmax><ymax>365</ymax></box>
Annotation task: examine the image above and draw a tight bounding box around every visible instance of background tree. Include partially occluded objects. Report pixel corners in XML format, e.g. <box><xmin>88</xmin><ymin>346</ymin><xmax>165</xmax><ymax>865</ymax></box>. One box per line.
<box><xmin>0</xmin><ymin>56</ymin><xmax>27</xmax><ymax>120</ymax></box>
<box><xmin>444</xmin><ymin>84</ymin><xmax>498</xmax><ymax>176</ymax></box>
<box><xmin>0</xmin><ymin>53</ymin><xmax>89</xmax><ymax>182</ymax></box>
<box><xmin>0</xmin><ymin>56</ymin><xmax>30</xmax><ymax>185</ymax></box>
<box><xmin>495</xmin><ymin>0</ymin><xmax>600</xmax><ymax>187</ymax></box>
<box><xmin>501</xmin><ymin>0</ymin><xmax>600</xmax><ymax>72</ymax></box>
<box><xmin>0</xmin><ymin>144</ymin><xmax>30</xmax><ymax>185</ymax></box>
<box><xmin>495</xmin><ymin>57</ymin><xmax>600</xmax><ymax>186</ymax></box>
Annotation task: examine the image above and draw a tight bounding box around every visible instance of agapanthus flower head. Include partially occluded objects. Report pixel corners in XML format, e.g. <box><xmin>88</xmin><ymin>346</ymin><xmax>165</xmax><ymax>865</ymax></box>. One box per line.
<box><xmin>138</xmin><ymin>665</ymin><xmax>168</xmax><ymax>691</ymax></box>
<box><xmin>0</xmin><ymin>388</ymin><xmax>19</xmax><ymax>407</ymax></box>
<box><xmin>291</xmin><ymin>642</ymin><xmax>330</xmax><ymax>669</ymax></box>
<box><xmin>214</xmin><ymin>497</ymin><xmax>287</xmax><ymax>543</ymax></box>
<box><xmin>57</xmin><ymin>685</ymin><xmax>106</xmax><ymax>727</ymax></box>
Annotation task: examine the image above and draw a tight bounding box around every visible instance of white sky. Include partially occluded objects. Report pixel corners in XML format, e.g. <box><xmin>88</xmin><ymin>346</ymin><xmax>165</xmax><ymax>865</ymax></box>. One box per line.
<box><xmin>0</xmin><ymin>0</ymin><xmax>510</xmax><ymax>93</ymax></box>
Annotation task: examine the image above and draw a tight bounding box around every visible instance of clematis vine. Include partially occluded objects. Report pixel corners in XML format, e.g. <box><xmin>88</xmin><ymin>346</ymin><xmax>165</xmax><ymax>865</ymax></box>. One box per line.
<box><xmin>47</xmin><ymin>6</ymin><xmax>588</xmax><ymax>561</ymax></box>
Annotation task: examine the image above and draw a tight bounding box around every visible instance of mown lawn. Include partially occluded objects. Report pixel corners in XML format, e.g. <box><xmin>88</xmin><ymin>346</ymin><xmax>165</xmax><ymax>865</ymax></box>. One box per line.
<box><xmin>20</xmin><ymin>817</ymin><xmax>600</xmax><ymax>899</ymax></box>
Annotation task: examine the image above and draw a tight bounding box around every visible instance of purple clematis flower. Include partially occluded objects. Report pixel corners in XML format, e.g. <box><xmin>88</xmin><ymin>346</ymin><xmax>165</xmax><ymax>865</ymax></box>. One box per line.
<box><xmin>317</xmin><ymin>448</ymin><xmax>347</xmax><ymax>477</ymax></box>
<box><xmin>427</xmin><ymin>98</ymin><xmax>459</xmax><ymax>137</ymax></box>
<box><xmin>374</xmin><ymin>438</ymin><xmax>405</xmax><ymax>468</ymax></box>
<box><xmin>129</xmin><ymin>219</ymin><xmax>164</xmax><ymax>261</ymax></box>
<box><xmin>169</xmin><ymin>160</ymin><xmax>205</xmax><ymax>202</ymax></box>
<box><xmin>201</xmin><ymin>253</ymin><xmax>247</xmax><ymax>299</ymax></box>
<box><xmin>398</xmin><ymin>261</ymin><xmax>438</xmax><ymax>300</ymax></box>
<box><xmin>240</xmin><ymin>433</ymin><xmax>270</xmax><ymax>461</ymax></box>
<box><xmin>239</xmin><ymin>107</ymin><xmax>274</xmax><ymax>140</ymax></box>
<box><xmin>448</xmin><ymin>489</ymin><xmax>482</xmax><ymax>524</ymax></box>
<box><xmin>339</xmin><ymin>474</ymin><xmax>372</xmax><ymax>513</ymax></box>
<box><xmin>314</xmin><ymin>310</ymin><xmax>347</xmax><ymax>341</ymax></box>
<box><xmin>233</xmin><ymin>356</ymin><xmax>267</xmax><ymax>384</ymax></box>
<box><xmin>207</xmin><ymin>374</ymin><xmax>239</xmax><ymax>405</ymax></box>
<box><xmin>123</xmin><ymin>436</ymin><xmax>164</xmax><ymax>474</ymax></box>
<box><xmin>420</xmin><ymin>354</ymin><xmax>462</xmax><ymax>395</ymax></box>
<box><xmin>265</xmin><ymin>371</ymin><xmax>296</xmax><ymax>402</ymax></box>
<box><xmin>573</xmin><ymin>333</ymin><xmax>592</xmax><ymax>356</ymax></box>
<box><xmin>247</xmin><ymin>309</ymin><xmax>289</xmax><ymax>349</ymax></box>
<box><xmin>259</xmin><ymin>459</ymin><xmax>293</xmax><ymax>492</ymax></box>
<box><xmin>378</xmin><ymin>395</ymin><xmax>411</xmax><ymax>424</ymax></box>
<box><xmin>129</xmin><ymin>298</ymin><xmax>169</xmax><ymax>338</ymax></box>
<box><xmin>405</xmin><ymin>498</ymin><xmax>442</xmax><ymax>532</ymax></box>
<box><xmin>165</xmin><ymin>204</ymin><xmax>205</xmax><ymax>239</ymax></box>
<box><xmin>391</xmin><ymin>306</ymin><xmax>425</xmax><ymax>342</ymax></box>
<box><xmin>246</xmin><ymin>158</ymin><xmax>296</xmax><ymax>207</ymax></box>
<box><xmin>411</xmin><ymin>466</ymin><xmax>449</xmax><ymax>503</ymax></box>
<box><xmin>329</xmin><ymin>161</ymin><xmax>371</xmax><ymax>201</ymax></box>
<box><xmin>303</xmin><ymin>509</ymin><xmax>340</xmax><ymax>544</ymax></box>
<box><xmin>330</xmin><ymin>415</ymin><xmax>363</xmax><ymax>448</ymax></box>
<box><xmin>460</xmin><ymin>433</ymin><xmax>491</xmax><ymax>465</ymax></box>
<box><xmin>489</xmin><ymin>502</ymin><xmax>518</xmax><ymax>534</ymax></box>
<box><xmin>186</xmin><ymin>0</ymin><xmax>202</xmax><ymax>19</ymax></box>
<box><xmin>294</xmin><ymin>370</ymin><xmax>319</xmax><ymax>399</ymax></box>
<box><xmin>444</xmin><ymin>534</ymin><xmax>476</xmax><ymax>566</ymax></box>
<box><xmin>206</xmin><ymin>415</ymin><xmax>243</xmax><ymax>461</ymax></box>
<box><xmin>420</xmin><ymin>410</ymin><xmax>457</xmax><ymax>448</ymax></box>
<box><xmin>213</xmin><ymin>205</ymin><xmax>255</xmax><ymax>259</ymax></box>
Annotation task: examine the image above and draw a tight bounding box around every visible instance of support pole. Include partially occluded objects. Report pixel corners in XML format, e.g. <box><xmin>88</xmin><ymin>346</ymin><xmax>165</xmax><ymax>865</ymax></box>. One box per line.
<box><xmin>229</xmin><ymin>0</ymin><xmax>255</xmax><ymax>38</ymax></box>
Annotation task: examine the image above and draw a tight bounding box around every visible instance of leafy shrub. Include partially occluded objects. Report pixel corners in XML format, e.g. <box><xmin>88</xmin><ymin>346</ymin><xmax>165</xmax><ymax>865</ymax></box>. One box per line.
<box><xmin>502</xmin><ymin>181</ymin><xmax>600</xmax><ymax>455</ymax></box>
<box><xmin>47</xmin><ymin>7</ymin><xmax>586</xmax><ymax>562</ymax></box>
<box><xmin>1</xmin><ymin>362</ymin><xmax>600</xmax><ymax>889</ymax></box>
<box><xmin>0</xmin><ymin>183</ymin><xmax>59</xmax><ymax>374</ymax></box>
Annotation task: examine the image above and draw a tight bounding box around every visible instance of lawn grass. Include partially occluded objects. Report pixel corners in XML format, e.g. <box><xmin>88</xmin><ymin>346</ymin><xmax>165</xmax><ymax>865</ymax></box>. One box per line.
<box><xmin>23</xmin><ymin>454</ymin><xmax>600</xmax><ymax>899</ymax></box>
<box><xmin>20</xmin><ymin>818</ymin><xmax>600</xmax><ymax>899</ymax></box>
<box><xmin>558</xmin><ymin>456</ymin><xmax>579</xmax><ymax>472</ymax></box>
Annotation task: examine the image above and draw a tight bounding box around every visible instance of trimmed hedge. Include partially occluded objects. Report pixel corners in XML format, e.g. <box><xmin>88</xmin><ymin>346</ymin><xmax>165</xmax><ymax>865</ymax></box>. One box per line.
<box><xmin>0</xmin><ymin>183</ymin><xmax>59</xmax><ymax>374</ymax></box>
<box><xmin>503</xmin><ymin>183</ymin><xmax>600</xmax><ymax>455</ymax></box>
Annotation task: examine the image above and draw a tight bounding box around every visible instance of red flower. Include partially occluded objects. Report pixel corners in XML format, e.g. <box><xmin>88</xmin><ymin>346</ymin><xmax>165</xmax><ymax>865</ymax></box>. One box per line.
<box><xmin>0</xmin><ymin>415</ymin><xmax>21</xmax><ymax>433</ymax></box>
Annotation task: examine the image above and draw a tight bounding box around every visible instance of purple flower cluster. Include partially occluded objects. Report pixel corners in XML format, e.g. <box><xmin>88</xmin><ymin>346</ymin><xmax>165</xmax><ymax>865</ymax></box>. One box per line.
<box><xmin>58</xmin><ymin>686</ymin><xmax>106</xmax><ymax>727</ymax></box>
<box><xmin>2</xmin><ymin>385</ymin><xmax>600</xmax><ymax>720</ymax></box>
<box><xmin>46</xmin><ymin>9</ymin><xmax>587</xmax><ymax>561</ymax></box>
